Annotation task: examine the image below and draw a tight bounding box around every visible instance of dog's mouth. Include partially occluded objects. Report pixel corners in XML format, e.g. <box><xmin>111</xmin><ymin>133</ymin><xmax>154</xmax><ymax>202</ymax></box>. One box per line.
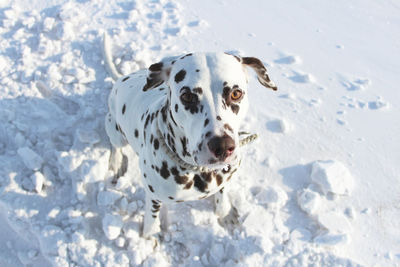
<box><xmin>208</xmin><ymin>153</ymin><xmax>238</xmax><ymax>165</ymax></box>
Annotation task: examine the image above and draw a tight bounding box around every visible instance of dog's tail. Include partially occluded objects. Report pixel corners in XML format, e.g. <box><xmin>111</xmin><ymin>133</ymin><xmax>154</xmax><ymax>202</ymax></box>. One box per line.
<box><xmin>103</xmin><ymin>32</ymin><xmax>122</xmax><ymax>81</ymax></box>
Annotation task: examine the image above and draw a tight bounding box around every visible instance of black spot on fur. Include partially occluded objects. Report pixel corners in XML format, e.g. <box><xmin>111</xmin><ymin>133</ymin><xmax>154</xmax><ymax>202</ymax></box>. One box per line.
<box><xmin>175</xmin><ymin>104</ymin><xmax>178</xmax><ymax>112</ymax></box>
<box><xmin>194</xmin><ymin>174</ymin><xmax>207</xmax><ymax>192</ymax></box>
<box><xmin>169</xmin><ymin>196</ymin><xmax>174</xmax><ymax>200</ymax></box>
<box><xmin>208</xmin><ymin>158</ymin><xmax>218</xmax><ymax>164</ymax></box>
<box><xmin>160</xmin><ymin>161</ymin><xmax>170</xmax><ymax>179</ymax></box>
<box><xmin>153</xmin><ymin>138</ymin><xmax>159</xmax><ymax>150</ymax></box>
<box><xmin>216</xmin><ymin>174</ymin><xmax>223</xmax><ymax>186</ymax></box>
<box><xmin>145</xmin><ymin>114</ymin><xmax>151</xmax><ymax>129</ymax></box>
<box><xmin>161</xmin><ymin>102</ymin><xmax>168</xmax><ymax>122</ymax></box>
<box><xmin>143</xmin><ymin>78</ymin><xmax>163</xmax><ymax>91</ymax></box>
<box><xmin>180</xmin><ymin>86</ymin><xmax>199</xmax><ymax>114</ymax></box>
<box><xmin>134</xmin><ymin>129</ymin><xmax>139</xmax><ymax>138</ymax></box>
<box><xmin>223</xmin><ymin>86</ymin><xmax>231</xmax><ymax>102</ymax></box>
<box><xmin>204</xmin><ymin>118</ymin><xmax>209</xmax><ymax>127</ymax></box>
<box><xmin>184</xmin><ymin>180</ymin><xmax>193</xmax><ymax>190</ymax></box>
<box><xmin>170</xmin><ymin>167</ymin><xmax>188</xmax><ymax>184</ymax></box>
<box><xmin>216</xmin><ymin>116</ymin><xmax>221</xmax><ymax>121</ymax></box>
<box><xmin>201</xmin><ymin>171</ymin><xmax>213</xmax><ymax>183</ymax></box>
<box><xmin>197</xmin><ymin>141</ymin><xmax>203</xmax><ymax>152</ymax></box>
<box><xmin>196</xmin><ymin>69</ymin><xmax>200</xmax><ymax>72</ymax></box>
<box><xmin>152</xmin><ymin>203</ymin><xmax>160</xmax><ymax>212</ymax></box>
<box><xmin>180</xmin><ymin>53</ymin><xmax>193</xmax><ymax>59</ymax></box>
<box><xmin>149</xmin><ymin>62</ymin><xmax>163</xmax><ymax>72</ymax></box>
<box><xmin>175</xmin><ymin>69</ymin><xmax>186</xmax><ymax>83</ymax></box>
<box><xmin>122</xmin><ymin>76</ymin><xmax>130</xmax><ymax>82</ymax></box>
<box><xmin>143</xmin><ymin>64</ymin><xmax>165</xmax><ymax>91</ymax></box>
<box><xmin>148</xmin><ymin>185</ymin><xmax>155</xmax><ymax>192</ymax></box>
<box><xmin>193</xmin><ymin>87</ymin><xmax>203</xmax><ymax>94</ymax></box>
<box><xmin>175</xmin><ymin>174</ymin><xmax>188</xmax><ymax>184</ymax></box>
<box><xmin>170</xmin><ymin>167</ymin><xmax>178</xmax><ymax>175</ymax></box>
<box><xmin>168</xmin><ymin>123</ymin><xmax>175</xmax><ymax>138</ymax></box>
<box><xmin>224</xmin><ymin>124</ymin><xmax>233</xmax><ymax>133</ymax></box>
<box><xmin>180</xmin><ymin>137</ymin><xmax>190</xmax><ymax>157</ymax></box>
<box><xmin>122</xmin><ymin>104</ymin><xmax>126</xmax><ymax>114</ymax></box>
<box><xmin>231</xmin><ymin>104</ymin><xmax>240</xmax><ymax>114</ymax></box>
<box><xmin>169</xmin><ymin>110</ymin><xmax>177</xmax><ymax>126</ymax></box>
<box><xmin>152</xmin><ymin>208</ymin><xmax>160</xmax><ymax>213</ymax></box>
<box><xmin>205</xmin><ymin>131</ymin><xmax>211</xmax><ymax>138</ymax></box>
<box><xmin>167</xmin><ymin>134</ymin><xmax>174</xmax><ymax>148</ymax></box>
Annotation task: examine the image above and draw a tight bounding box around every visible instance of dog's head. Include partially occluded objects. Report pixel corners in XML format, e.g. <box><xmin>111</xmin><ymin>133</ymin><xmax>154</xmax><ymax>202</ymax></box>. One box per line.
<box><xmin>144</xmin><ymin>52</ymin><xmax>277</xmax><ymax>167</ymax></box>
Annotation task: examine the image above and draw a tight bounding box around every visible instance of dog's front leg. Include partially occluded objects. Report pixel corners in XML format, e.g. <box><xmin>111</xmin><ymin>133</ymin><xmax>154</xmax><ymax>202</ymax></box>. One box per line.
<box><xmin>142</xmin><ymin>195</ymin><xmax>162</xmax><ymax>238</ymax></box>
<box><xmin>214</xmin><ymin>189</ymin><xmax>239</xmax><ymax>228</ymax></box>
<box><xmin>214</xmin><ymin>188</ymin><xmax>231</xmax><ymax>218</ymax></box>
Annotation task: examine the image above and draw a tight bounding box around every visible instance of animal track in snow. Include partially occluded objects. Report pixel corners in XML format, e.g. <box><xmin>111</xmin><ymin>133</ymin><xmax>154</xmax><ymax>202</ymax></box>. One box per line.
<box><xmin>339</xmin><ymin>75</ymin><xmax>371</xmax><ymax>91</ymax></box>
<box><xmin>266</xmin><ymin>118</ymin><xmax>293</xmax><ymax>133</ymax></box>
<box><xmin>274</xmin><ymin>55</ymin><xmax>301</xmax><ymax>64</ymax></box>
<box><xmin>340</xmin><ymin>96</ymin><xmax>389</xmax><ymax>111</ymax></box>
<box><xmin>368</xmin><ymin>98</ymin><xmax>389</xmax><ymax>110</ymax></box>
<box><xmin>289</xmin><ymin>71</ymin><xmax>315</xmax><ymax>83</ymax></box>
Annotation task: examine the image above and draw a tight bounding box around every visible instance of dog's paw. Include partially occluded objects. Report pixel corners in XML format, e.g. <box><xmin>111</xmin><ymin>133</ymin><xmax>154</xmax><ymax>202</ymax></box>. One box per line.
<box><xmin>140</xmin><ymin>233</ymin><xmax>159</xmax><ymax>249</ymax></box>
<box><xmin>218</xmin><ymin>206</ymin><xmax>240</xmax><ymax>231</ymax></box>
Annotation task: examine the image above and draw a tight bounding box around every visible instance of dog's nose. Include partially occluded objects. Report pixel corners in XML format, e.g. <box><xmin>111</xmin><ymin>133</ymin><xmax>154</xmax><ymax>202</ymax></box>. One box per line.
<box><xmin>207</xmin><ymin>135</ymin><xmax>235</xmax><ymax>161</ymax></box>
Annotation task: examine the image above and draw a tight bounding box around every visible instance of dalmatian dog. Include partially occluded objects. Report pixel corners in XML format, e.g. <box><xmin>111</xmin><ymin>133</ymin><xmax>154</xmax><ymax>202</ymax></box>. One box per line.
<box><xmin>103</xmin><ymin>35</ymin><xmax>277</xmax><ymax>238</ymax></box>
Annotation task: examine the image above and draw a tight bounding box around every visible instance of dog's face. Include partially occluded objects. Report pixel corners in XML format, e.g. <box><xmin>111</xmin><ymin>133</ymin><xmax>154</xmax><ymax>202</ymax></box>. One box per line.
<box><xmin>144</xmin><ymin>53</ymin><xmax>277</xmax><ymax>167</ymax></box>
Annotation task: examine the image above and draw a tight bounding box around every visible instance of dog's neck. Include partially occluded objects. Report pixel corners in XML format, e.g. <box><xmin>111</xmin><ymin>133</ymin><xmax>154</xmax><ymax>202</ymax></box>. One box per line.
<box><xmin>157</xmin><ymin>100</ymin><xmax>197</xmax><ymax>167</ymax></box>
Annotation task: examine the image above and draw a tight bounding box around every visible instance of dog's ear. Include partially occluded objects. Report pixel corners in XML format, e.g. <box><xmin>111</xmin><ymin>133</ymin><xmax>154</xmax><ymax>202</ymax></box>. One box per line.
<box><xmin>143</xmin><ymin>56</ymin><xmax>179</xmax><ymax>91</ymax></box>
<box><xmin>142</xmin><ymin>62</ymin><xmax>170</xmax><ymax>91</ymax></box>
<box><xmin>241</xmin><ymin>57</ymin><xmax>277</xmax><ymax>91</ymax></box>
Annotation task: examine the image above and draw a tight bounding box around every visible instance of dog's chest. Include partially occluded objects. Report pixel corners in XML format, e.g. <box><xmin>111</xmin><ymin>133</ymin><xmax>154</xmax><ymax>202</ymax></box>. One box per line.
<box><xmin>139</xmin><ymin>140</ymin><xmax>239</xmax><ymax>202</ymax></box>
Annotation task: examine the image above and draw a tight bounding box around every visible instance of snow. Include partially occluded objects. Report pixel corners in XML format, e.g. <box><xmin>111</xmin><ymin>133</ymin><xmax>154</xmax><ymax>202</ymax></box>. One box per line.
<box><xmin>102</xmin><ymin>214</ymin><xmax>124</xmax><ymax>241</ymax></box>
<box><xmin>310</xmin><ymin>160</ymin><xmax>354</xmax><ymax>196</ymax></box>
<box><xmin>17</xmin><ymin>147</ymin><xmax>44</xmax><ymax>171</ymax></box>
<box><xmin>0</xmin><ymin>0</ymin><xmax>399</xmax><ymax>266</ymax></box>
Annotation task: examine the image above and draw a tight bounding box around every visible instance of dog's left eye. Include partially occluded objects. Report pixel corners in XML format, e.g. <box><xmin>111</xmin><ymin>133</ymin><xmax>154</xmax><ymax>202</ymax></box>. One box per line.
<box><xmin>180</xmin><ymin>92</ymin><xmax>197</xmax><ymax>104</ymax></box>
<box><xmin>230</xmin><ymin>89</ymin><xmax>243</xmax><ymax>101</ymax></box>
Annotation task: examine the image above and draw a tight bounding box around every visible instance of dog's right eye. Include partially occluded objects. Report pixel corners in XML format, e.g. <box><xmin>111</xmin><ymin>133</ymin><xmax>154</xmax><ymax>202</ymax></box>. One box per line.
<box><xmin>180</xmin><ymin>92</ymin><xmax>197</xmax><ymax>104</ymax></box>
